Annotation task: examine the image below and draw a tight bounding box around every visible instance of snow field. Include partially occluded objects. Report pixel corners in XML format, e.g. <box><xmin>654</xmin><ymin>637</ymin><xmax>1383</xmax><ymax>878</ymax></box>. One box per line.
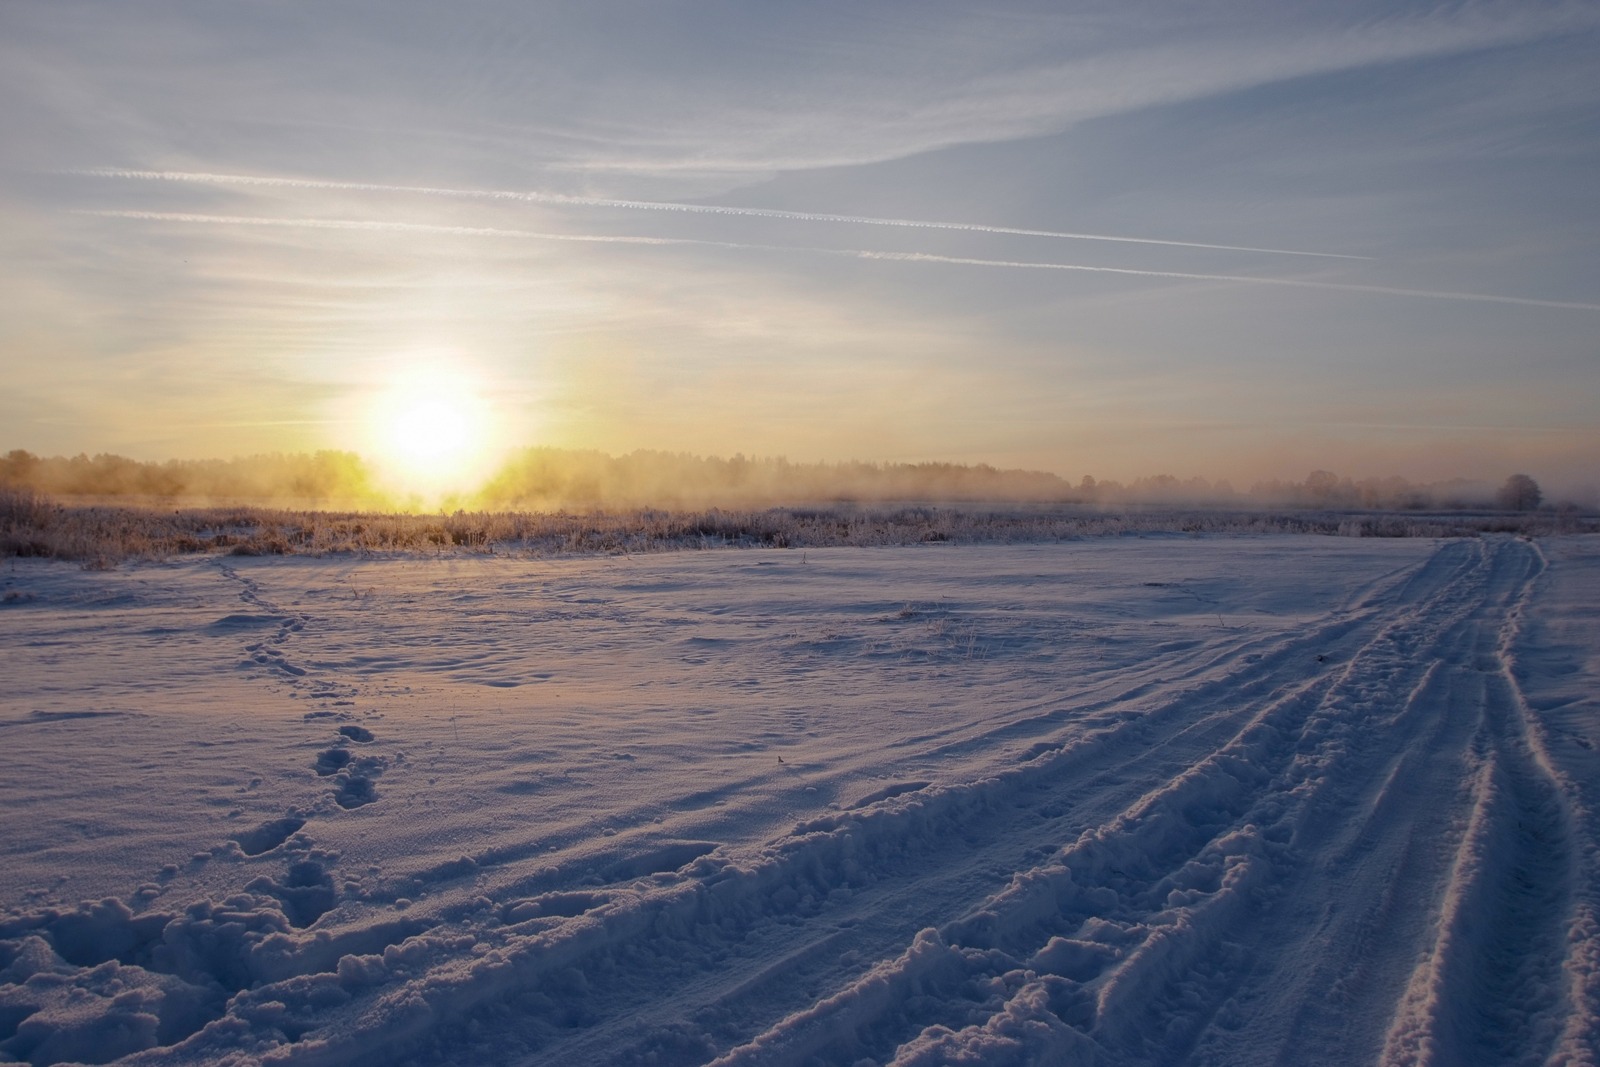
<box><xmin>0</xmin><ymin>536</ymin><xmax>1596</xmax><ymax>1065</ymax></box>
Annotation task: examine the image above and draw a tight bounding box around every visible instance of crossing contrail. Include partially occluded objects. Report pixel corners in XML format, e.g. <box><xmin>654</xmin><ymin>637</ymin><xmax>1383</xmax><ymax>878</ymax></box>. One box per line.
<box><xmin>75</xmin><ymin>167</ymin><xmax>1371</xmax><ymax>260</ymax></box>
<box><xmin>80</xmin><ymin>209</ymin><xmax>1600</xmax><ymax>312</ymax></box>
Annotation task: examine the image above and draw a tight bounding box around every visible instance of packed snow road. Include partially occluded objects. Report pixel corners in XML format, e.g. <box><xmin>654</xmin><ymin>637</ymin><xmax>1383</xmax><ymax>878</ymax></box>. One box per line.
<box><xmin>0</xmin><ymin>535</ymin><xmax>1595</xmax><ymax>1065</ymax></box>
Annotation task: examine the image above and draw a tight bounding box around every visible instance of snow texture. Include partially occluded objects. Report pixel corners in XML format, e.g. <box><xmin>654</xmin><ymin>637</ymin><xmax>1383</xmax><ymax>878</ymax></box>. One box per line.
<box><xmin>1</xmin><ymin>535</ymin><xmax>1595</xmax><ymax>1065</ymax></box>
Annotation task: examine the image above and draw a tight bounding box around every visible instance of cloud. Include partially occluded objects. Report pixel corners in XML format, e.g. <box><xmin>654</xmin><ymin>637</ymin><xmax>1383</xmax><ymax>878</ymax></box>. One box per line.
<box><xmin>77</xmin><ymin>209</ymin><xmax>694</xmax><ymax>247</ymax></box>
<box><xmin>509</xmin><ymin>2</ymin><xmax>1600</xmax><ymax>181</ymax></box>
<box><xmin>12</xmin><ymin>2</ymin><xmax>1596</xmax><ymax>191</ymax></box>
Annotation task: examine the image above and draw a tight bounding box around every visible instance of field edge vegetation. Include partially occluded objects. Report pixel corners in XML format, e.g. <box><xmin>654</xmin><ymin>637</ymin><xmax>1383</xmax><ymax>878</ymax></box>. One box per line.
<box><xmin>2</xmin><ymin>486</ymin><xmax>1594</xmax><ymax>566</ymax></box>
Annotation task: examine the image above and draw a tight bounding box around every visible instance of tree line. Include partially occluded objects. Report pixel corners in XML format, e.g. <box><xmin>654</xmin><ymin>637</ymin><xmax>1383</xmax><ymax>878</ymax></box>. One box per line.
<box><xmin>0</xmin><ymin>448</ymin><xmax>1549</xmax><ymax>512</ymax></box>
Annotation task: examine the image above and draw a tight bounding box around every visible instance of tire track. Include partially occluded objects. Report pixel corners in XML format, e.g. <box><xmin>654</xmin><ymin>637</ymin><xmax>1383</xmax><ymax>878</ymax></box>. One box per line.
<box><xmin>1382</xmin><ymin>540</ymin><xmax>1588</xmax><ymax>1067</ymax></box>
<box><xmin>253</xmin><ymin>542</ymin><xmax>1475</xmax><ymax>1067</ymax></box>
<box><xmin>1190</xmin><ymin>540</ymin><xmax>1538</xmax><ymax>1065</ymax></box>
<box><xmin>703</xmin><ymin>538</ymin><xmax>1581</xmax><ymax>1067</ymax></box>
<box><xmin>501</xmin><ymin>563</ymin><xmax>1439</xmax><ymax>1065</ymax></box>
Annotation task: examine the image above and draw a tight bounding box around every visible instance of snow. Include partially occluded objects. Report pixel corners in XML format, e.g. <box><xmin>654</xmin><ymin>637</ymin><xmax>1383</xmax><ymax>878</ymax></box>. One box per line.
<box><xmin>0</xmin><ymin>534</ymin><xmax>1595</xmax><ymax>1065</ymax></box>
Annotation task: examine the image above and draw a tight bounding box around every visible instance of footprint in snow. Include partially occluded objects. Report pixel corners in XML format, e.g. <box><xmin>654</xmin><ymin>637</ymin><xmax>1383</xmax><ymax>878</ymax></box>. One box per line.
<box><xmin>335</xmin><ymin>774</ymin><xmax>379</xmax><ymax>809</ymax></box>
<box><xmin>330</xmin><ymin>755</ymin><xmax>388</xmax><ymax>809</ymax></box>
<box><xmin>231</xmin><ymin>816</ymin><xmax>307</xmax><ymax>856</ymax></box>
<box><xmin>314</xmin><ymin>747</ymin><xmax>353</xmax><ymax>776</ymax></box>
<box><xmin>249</xmin><ymin>858</ymin><xmax>336</xmax><ymax>927</ymax></box>
<box><xmin>302</xmin><ymin>702</ymin><xmax>384</xmax><ymax>805</ymax></box>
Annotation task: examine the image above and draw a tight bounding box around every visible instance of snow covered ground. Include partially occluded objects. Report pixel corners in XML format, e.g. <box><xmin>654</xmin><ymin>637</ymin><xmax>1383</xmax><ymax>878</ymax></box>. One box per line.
<box><xmin>1</xmin><ymin>534</ymin><xmax>1595</xmax><ymax>1066</ymax></box>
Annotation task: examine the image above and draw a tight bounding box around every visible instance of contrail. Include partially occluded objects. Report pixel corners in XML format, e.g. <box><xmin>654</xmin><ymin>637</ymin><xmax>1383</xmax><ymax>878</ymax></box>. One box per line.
<box><xmin>75</xmin><ymin>167</ymin><xmax>1370</xmax><ymax>260</ymax></box>
<box><xmin>861</xmin><ymin>251</ymin><xmax>1600</xmax><ymax>311</ymax></box>
<box><xmin>80</xmin><ymin>209</ymin><xmax>1600</xmax><ymax>312</ymax></box>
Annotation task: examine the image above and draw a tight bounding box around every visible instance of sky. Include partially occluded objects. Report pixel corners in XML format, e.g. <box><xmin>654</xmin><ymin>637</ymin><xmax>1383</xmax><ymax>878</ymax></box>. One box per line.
<box><xmin>1</xmin><ymin>0</ymin><xmax>1597</xmax><ymax>496</ymax></box>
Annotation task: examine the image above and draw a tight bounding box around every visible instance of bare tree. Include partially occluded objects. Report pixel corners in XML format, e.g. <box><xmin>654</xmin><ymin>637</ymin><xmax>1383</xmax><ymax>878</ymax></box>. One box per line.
<box><xmin>1496</xmin><ymin>473</ymin><xmax>1542</xmax><ymax>511</ymax></box>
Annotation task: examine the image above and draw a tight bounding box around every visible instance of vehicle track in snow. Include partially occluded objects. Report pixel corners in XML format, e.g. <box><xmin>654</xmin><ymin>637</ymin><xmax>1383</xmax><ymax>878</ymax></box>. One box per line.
<box><xmin>1379</xmin><ymin>540</ymin><xmax>1591</xmax><ymax>1067</ymax></box>
<box><xmin>635</xmin><ymin>536</ymin><xmax>1578</xmax><ymax>1067</ymax></box>
<box><xmin>236</xmin><ymin>537</ymin><xmax>1595</xmax><ymax>1067</ymax></box>
<box><xmin>273</xmin><ymin>603</ymin><xmax>1367</xmax><ymax>1067</ymax></box>
<box><xmin>513</xmin><ymin>612</ymin><xmax>1372</xmax><ymax>1067</ymax></box>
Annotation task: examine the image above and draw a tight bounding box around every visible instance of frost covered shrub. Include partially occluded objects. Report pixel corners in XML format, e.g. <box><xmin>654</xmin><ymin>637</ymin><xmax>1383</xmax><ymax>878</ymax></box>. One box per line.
<box><xmin>2</xmin><ymin>503</ymin><xmax>1594</xmax><ymax>563</ymax></box>
<box><xmin>0</xmin><ymin>486</ymin><xmax>55</xmax><ymax>557</ymax></box>
<box><xmin>0</xmin><ymin>486</ymin><xmax>50</xmax><ymax>529</ymax></box>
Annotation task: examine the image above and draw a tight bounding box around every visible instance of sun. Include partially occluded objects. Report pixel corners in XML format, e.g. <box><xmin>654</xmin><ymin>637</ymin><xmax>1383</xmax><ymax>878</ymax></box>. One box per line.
<box><xmin>364</xmin><ymin>368</ymin><xmax>500</xmax><ymax>501</ymax></box>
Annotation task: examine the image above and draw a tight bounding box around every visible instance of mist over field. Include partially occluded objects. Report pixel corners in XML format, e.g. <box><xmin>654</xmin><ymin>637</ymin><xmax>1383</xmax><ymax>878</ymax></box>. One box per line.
<box><xmin>3</xmin><ymin>445</ymin><xmax>1587</xmax><ymax>572</ymax></box>
<box><xmin>0</xmin><ymin>447</ymin><xmax>1559</xmax><ymax>514</ymax></box>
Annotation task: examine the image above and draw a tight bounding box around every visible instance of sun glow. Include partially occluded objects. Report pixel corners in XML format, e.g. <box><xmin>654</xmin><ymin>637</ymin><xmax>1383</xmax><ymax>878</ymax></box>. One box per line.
<box><xmin>364</xmin><ymin>367</ymin><xmax>502</xmax><ymax>502</ymax></box>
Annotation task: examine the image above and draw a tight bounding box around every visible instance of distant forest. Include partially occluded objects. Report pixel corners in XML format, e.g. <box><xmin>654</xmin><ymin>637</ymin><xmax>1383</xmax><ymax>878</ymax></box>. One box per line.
<box><xmin>0</xmin><ymin>447</ymin><xmax>1542</xmax><ymax>512</ymax></box>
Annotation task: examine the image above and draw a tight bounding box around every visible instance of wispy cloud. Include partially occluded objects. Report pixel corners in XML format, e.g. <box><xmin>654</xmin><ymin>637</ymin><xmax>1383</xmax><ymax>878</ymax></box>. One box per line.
<box><xmin>82</xmin><ymin>209</ymin><xmax>1600</xmax><ymax>312</ymax></box>
<box><xmin>77</xmin><ymin>168</ymin><xmax>1366</xmax><ymax>259</ymax></box>
<box><xmin>78</xmin><ymin>209</ymin><xmax>692</xmax><ymax>247</ymax></box>
<box><xmin>15</xmin><ymin>2</ymin><xmax>1597</xmax><ymax>190</ymax></box>
<box><xmin>503</xmin><ymin>3</ymin><xmax>1600</xmax><ymax>178</ymax></box>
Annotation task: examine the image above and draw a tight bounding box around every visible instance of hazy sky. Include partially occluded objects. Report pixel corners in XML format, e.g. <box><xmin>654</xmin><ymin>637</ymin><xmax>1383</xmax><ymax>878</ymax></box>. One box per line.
<box><xmin>2</xmin><ymin>1</ymin><xmax>1597</xmax><ymax>493</ymax></box>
